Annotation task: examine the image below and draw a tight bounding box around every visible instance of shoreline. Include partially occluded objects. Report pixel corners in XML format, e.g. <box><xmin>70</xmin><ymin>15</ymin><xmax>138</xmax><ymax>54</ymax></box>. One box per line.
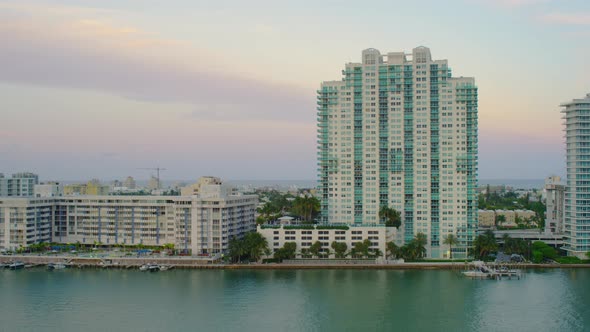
<box><xmin>2</xmin><ymin>255</ymin><xmax>590</xmax><ymax>270</ymax></box>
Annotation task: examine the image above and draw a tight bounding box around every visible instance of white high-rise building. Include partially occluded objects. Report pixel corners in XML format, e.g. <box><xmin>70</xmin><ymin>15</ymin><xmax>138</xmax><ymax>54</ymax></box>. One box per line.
<box><xmin>562</xmin><ymin>93</ymin><xmax>590</xmax><ymax>258</ymax></box>
<box><xmin>317</xmin><ymin>47</ymin><xmax>478</xmax><ymax>258</ymax></box>
<box><xmin>544</xmin><ymin>176</ymin><xmax>565</xmax><ymax>235</ymax></box>
<box><xmin>0</xmin><ymin>172</ymin><xmax>39</xmax><ymax>197</ymax></box>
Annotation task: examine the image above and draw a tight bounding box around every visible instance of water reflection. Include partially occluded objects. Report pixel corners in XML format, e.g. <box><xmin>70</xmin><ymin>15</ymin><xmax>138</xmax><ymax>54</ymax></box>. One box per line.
<box><xmin>0</xmin><ymin>268</ymin><xmax>588</xmax><ymax>331</ymax></box>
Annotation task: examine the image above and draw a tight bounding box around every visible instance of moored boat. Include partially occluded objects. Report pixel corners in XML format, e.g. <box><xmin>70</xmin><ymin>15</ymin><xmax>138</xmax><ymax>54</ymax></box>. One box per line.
<box><xmin>140</xmin><ymin>263</ymin><xmax>160</xmax><ymax>272</ymax></box>
<box><xmin>8</xmin><ymin>261</ymin><xmax>25</xmax><ymax>270</ymax></box>
<box><xmin>47</xmin><ymin>263</ymin><xmax>67</xmax><ymax>270</ymax></box>
<box><xmin>462</xmin><ymin>261</ymin><xmax>522</xmax><ymax>280</ymax></box>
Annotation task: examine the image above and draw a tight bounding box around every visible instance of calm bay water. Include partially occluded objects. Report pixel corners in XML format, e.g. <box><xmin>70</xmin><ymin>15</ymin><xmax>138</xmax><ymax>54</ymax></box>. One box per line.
<box><xmin>1</xmin><ymin>268</ymin><xmax>588</xmax><ymax>332</ymax></box>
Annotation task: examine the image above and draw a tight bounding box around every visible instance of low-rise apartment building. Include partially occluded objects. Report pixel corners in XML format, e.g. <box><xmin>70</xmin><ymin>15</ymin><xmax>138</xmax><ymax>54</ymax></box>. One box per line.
<box><xmin>34</xmin><ymin>182</ymin><xmax>63</xmax><ymax>197</ymax></box>
<box><xmin>478</xmin><ymin>210</ymin><xmax>496</xmax><ymax>228</ymax></box>
<box><xmin>478</xmin><ymin>209</ymin><xmax>537</xmax><ymax>229</ymax></box>
<box><xmin>258</xmin><ymin>225</ymin><xmax>397</xmax><ymax>259</ymax></box>
<box><xmin>0</xmin><ymin>177</ymin><xmax>257</xmax><ymax>257</ymax></box>
<box><xmin>0</xmin><ymin>198</ymin><xmax>53</xmax><ymax>249</ymax></box>
<box><xmin>63</xmin><ymin>180</ymin><xmax>110</xmax><ymax>196</ymax></box>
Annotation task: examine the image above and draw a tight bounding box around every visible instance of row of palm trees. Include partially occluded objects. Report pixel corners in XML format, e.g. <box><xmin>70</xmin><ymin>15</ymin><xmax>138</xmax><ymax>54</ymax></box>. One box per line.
<box><xmin>227</xmin><ymin>237</ymin><xmax>386</xmax><ymax>263</ymax></box>
<box><xmin>227</xmin><ymin>229</ymin><xmax>510</xmax><ymax>264</ymax></box>
<box><xmin>227</xmin><ymin>231</ymin><xmax>464</xmax><ymax>263</ymax></box>
<box><xmin>256</xmin><ymin>192</ymin><xmax>320</xmax><ymax>224</ymax></box>
<box><xmin>385</xmin><ymin>233</ymin><xmax>459</xmax><ymax>260</ymax></box>
<box><xmin>227</xmin><ymin>233</ymin><xmax>270</xmax><ymax>263</ymax></box>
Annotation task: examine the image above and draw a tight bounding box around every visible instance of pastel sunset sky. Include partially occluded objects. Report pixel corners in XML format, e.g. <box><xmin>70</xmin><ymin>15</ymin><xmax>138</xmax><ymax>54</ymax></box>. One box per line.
<box><xmin>1</xmin><ymin>0</ymin><xmax>589</xmax><ymax>181</ymax></box>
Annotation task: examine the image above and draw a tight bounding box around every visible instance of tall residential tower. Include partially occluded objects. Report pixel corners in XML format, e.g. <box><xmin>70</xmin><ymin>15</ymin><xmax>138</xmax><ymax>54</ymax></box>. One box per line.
<box><xmin>317</xmin><ymin>47</ymin><xmax>478</xmax><ymax>258</ymax></box>
<box><xmin>562</xmin><ymin>93</ymin><xmax>590</xmax><ymax>258</ymax></box>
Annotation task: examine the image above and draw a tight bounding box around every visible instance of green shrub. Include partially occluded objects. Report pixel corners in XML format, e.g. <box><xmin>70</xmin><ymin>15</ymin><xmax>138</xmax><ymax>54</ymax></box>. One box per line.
<box><xmin>555</xmin><ymin>256</ymin><xmax>583</xmax><ymax>264</ymax></box>
<box><xmin>283</xmin><ymin>225</ymin><xmax>315</xmax><ymax>230</ymax></box>
<box><xmin>531</xmin><ymin>241</ymin><xmax>558</xmax><ymax>261</ymax></box>
<box><xmin>262</xmin><ymin>258</ymin><xmax>280</xmax><ymax>264</ymax></box>
<box><xmin>260</xmin><ymin>225</ymin><xmax>280</xmax><ymax>229</ymax></box>
<box><xmin>316</xmin><ymin>225</ymin><xmax>350</xmax><ymax>230</ymax></box>
<box><xmin>532</xmin><ymin>250</ymin><xmax>543</xmax><ymax>263</ymax></box>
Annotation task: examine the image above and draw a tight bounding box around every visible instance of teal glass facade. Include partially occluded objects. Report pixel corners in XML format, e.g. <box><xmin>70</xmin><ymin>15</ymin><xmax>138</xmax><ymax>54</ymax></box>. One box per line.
<box><xmin>562</xmin><ymin>94</ymin><xmax>590</xmax><ymax>257</ymax></box>
<box><xmin>317</xmin><ymin>47</ymin><xmax>478</xmax><ymax>258</ymax></box>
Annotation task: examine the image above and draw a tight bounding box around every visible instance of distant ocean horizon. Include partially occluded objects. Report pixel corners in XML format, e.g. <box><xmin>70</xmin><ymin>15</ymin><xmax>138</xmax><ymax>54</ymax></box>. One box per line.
<box><xmin>225</xmin><ymin>179</ymin><xmax>547</xmax><ymax>190</ymax></box>
<box><xmin>60</xmin><ymin>178</ymin><xmax>547</xmax><ymax>190</ymax></box>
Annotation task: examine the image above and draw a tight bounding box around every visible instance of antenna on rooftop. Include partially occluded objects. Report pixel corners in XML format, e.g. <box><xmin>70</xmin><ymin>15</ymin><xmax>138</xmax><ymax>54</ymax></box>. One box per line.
<box><xmin>137</xmin><ymin>167</ymin><xmax>167</xmax><ymax>190</ymax></box>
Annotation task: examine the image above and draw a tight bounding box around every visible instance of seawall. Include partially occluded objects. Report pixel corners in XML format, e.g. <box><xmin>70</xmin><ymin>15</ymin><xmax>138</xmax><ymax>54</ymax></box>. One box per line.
<box><xmin>2</xmin><ymin>255</ymin><xmax>590</xmax><ymax>270</ymax></box>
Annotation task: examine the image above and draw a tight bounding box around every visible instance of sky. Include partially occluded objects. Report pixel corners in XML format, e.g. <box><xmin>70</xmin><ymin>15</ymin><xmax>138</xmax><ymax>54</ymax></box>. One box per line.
<box><xmin>1</xmin><ymin>0</ymin><xmax>589</xmax><ymax>181</ymax></box>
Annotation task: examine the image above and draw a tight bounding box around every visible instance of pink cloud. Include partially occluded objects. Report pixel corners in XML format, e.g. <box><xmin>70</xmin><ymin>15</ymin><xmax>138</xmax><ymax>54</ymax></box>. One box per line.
<box><xmin>538</xmin><ymin>13</ymin><xmax>590</xmax><ymax>25</ymax></box>
<box><xmin>0</xmin><ymin>5</ymin><xmax>315</xmax><ymax>124</ymax></box>
<box><xmin>469</xmin><ymin>0</ymin><xmax>549</xmax><ymax>8</ymax></box>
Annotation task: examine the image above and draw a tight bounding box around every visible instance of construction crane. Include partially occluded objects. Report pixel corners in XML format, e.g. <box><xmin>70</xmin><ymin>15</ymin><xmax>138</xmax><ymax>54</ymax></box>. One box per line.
<box><xmin>137</xmin><ymin>167</ymin><xmax>167</xmax><ymax>190</ymax></box>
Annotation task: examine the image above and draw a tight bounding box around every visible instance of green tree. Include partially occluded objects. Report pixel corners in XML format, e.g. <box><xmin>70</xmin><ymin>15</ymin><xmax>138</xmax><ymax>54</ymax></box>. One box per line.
<box><xmin>291</xmin><ymin>195</ymin><xmax>320</xmax><ymax>223</ymax></box>
<box><xmin>257</xmin><ymin>203</ymin><xmax>281</xmax><ymax>224</ymax></box>
<box><xmin>228</xmin><ymin>236</ymin><xmax>246</xmax><ymax>263</ymax></box>
<box><xmin>399</xmin><ymin>234</ymin><xmax>428</xmax><ymax>261</ymax></box>
<box><xmin>255</xmin><ymin>216</ymin><xmax>267</xmax><ymax>225</ymax></box>
<box><xmin>443</xmin><ymin>234</ymin><xmax>458</xmax><ymax>259</ymax></box>
<box><xmin>379</xmin><ymin>206</ymin><xmax>402</xmax><ymax>228</ymax></box>
<box><xmin>371</xmin><ymin>248</ymin><xmax>383</xmax><ymax>259</ymax></box>
<box><xmin>386</xmin><ymin>241</ymin><xmax>401</xmax><ymax>260</ymax></box>
<box><xmin>472</xmin><ymin>230</ymin><xmax>498</xmax><ymax>259</ymax></box>
<box><xmin>243</xmin><ymin>232</ymin><xmax>270</xmax><ymax>262</ymax></box>
<box><xmin>502</xmin><ymin>233</ymin><xmax>511</xmax><ymax>251</ymax></box>
<box><xmin>309</xmin><ymin>241</ymin><xmax>323</xmax><ymax>258</ymax></box>
<box><xmin>351</xmin><ymin>239</ymin><xmax>372</xmax><ymax>258</ymax></box>
<box><xmin>478</xmin><ymin>193</ymin><xmax>486</xmax><ymax>209</ymax></box>
<box><xmin>532</xmin><ymin>241</ymin><xmax>557</xmax><ymax>261</ymax></box>
<box><xmin>331</xmin><ymin>241</ymin><xmax>347</xmax><ymax>259</ymax></box>
<box><xmin>532</xmin><ymin>250</ymin><xmax>544</xmax><ymax>263</ymax></box>
<box><xmin>415</xmin><ymin>232</ymin><xmax>427</xmax><ymax>258</ymax></box>
<box><xmin>502</xmin><ymin>234</ymin><xmax>527</xmax><ymax>256</ymax></box>
<box><xmin>273</xmin><ymin>242</ymin><xmax>297</xmax><ymax>262</ymax></box>
<box><xmin>495</xmin><ymin>214</ymin><xmax>506</xmax><ymax>227</ymax></box>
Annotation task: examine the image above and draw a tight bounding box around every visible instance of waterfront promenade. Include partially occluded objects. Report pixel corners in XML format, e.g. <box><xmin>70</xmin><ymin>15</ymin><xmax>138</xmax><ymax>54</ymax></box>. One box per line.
<box><xmin>2</xmin><ymin>255</ymin><xmax>589</xmax><ymax>270</ymax></box>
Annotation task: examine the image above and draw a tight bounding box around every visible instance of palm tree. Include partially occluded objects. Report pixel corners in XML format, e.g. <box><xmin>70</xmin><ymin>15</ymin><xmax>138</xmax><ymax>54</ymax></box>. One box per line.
<box><xmin>309</xmin><ymin>241</ymin><xmax>323</xmax><ymax>258</ymax></box>
<box><xmin>331</xmin><ymin>241</ymin><xmax>347</xmax><ymax>259</ymax></box>
<box><xmin>443</xmin><ymin>234</ymin><xmax>458</xmax><ymax>259</ymax></box>
<box><xmin>372</xmin><ymin>248</ymin><xmax>383</xmax><ymax>259</ymax></box>
<box><xmin>351</xmin><ymin>239</ymin><xmax>372</xmax><ymax>259</ymax></box>
<box><xmin>473</xmin><ymin>230</ymin><xmax>498</xmax><ymax>259</ymax></box>
<box><xmin>495</xmin><ymin>214</ymin><xmax>506</xmax><ymax>227</ymax></box>
<box><xmin>502</xmin><ymin>233</ymin><xmax>512</xmax><ymax>253</ymax></box>
<box><xmin>386</xmin><ymin>241</ymin><xmax>401</xmax><ymax>260</ymax></box>
<box><xmin>228</xmin><ymin>237</ymin><xmax>245</xmax><ymax>263</ymax></box>
<box><xmin>415</xmin><ymin>233</ymin><xmax>427</xmax><ymax>259</ymax></box>
<box><xmin>243</xmin><ymin>232</ymin><xmax>269</xmax><ymax>262</ymax></box>
<box><xmin>292</xmin><ymin>195</ymin><xmax>320</xmax><ymax>222</ymax></box>
<box><xmin>379</xmin><ymin>206</ymin><xmax>402</xmax><ymax>228</ymax></box>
